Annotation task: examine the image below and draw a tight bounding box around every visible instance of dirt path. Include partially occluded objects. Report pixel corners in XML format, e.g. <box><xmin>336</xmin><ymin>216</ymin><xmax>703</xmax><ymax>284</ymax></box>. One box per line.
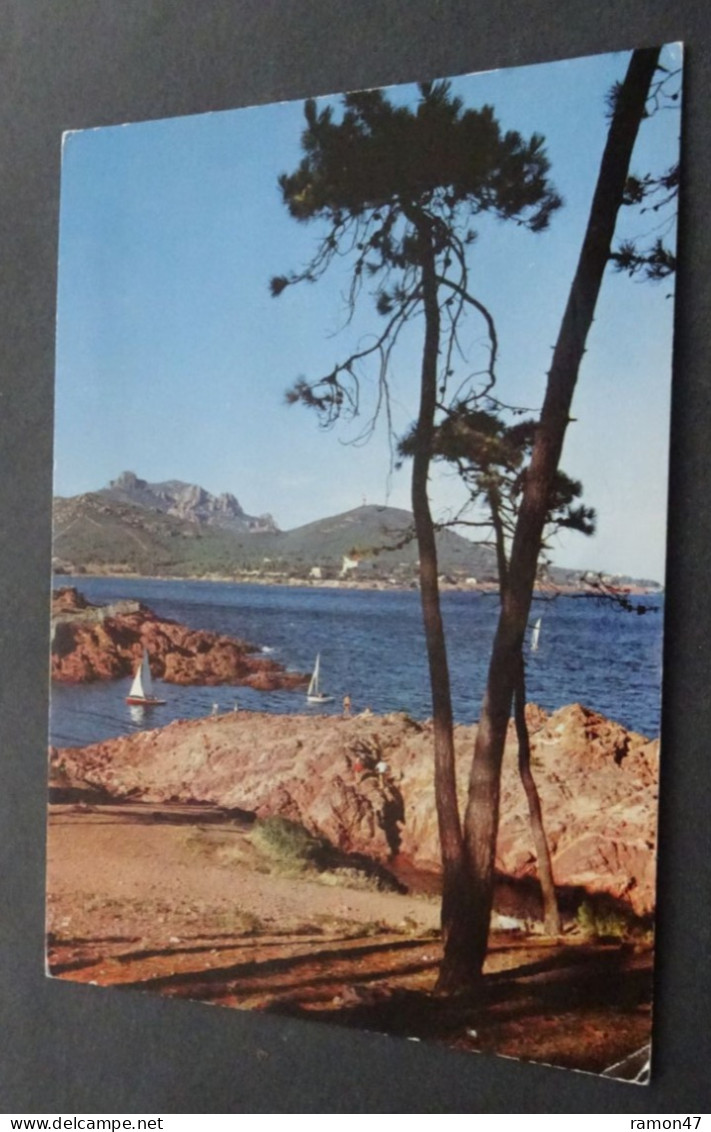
<box><xmin>46</xmin><ymin>802</ymin><xmax>440</xmax><ymax>938</ymax></box>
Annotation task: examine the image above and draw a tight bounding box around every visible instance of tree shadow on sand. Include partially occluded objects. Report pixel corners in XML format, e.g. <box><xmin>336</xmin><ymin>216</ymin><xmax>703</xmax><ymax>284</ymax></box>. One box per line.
<box><xmin>47</xmin><ymin>921</ymin><xmax>395</xmax><ymax>976</ymax></box>
<box><xmin>117</xmin><ymin>935</ymin><xmax>431</xmax><ymax>997</ymax></box>
<box><xmin>265</xmin><ymin>941</ymin><xmax>653</xmax><ymax>1045</ymax></box>
<box><xmin>52</xmin><ymin>920</ymin><xmax>653</xmax><ymax>1071</ymax></box>
<box><xmin>101</xmin><ymin>929</ymin><xmax>652</xmax><ymax>1054</ymax></box>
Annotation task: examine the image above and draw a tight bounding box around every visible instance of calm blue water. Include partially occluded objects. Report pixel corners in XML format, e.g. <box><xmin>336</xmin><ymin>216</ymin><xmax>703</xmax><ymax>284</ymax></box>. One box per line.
<box><xmin>50</xmin><ymin>576</ymin><xmax>664</xmax><ymax>748</ymax></box>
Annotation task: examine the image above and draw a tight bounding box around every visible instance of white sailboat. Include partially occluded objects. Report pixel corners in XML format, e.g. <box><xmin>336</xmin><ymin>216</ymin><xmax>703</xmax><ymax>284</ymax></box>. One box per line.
<box><xmin>125</xmin><ymin>649</ymin><xmax>166</xmax><ymax>706</ymax></box>
<box><xmin>306</xmin><ymin>653</ymin><xmax>334</xmax><ymax>704</ymax></box>
<box><xmin>530</xmin><ymin>617</ymin><xmax>542</xmax><ymax>652</ymax></box>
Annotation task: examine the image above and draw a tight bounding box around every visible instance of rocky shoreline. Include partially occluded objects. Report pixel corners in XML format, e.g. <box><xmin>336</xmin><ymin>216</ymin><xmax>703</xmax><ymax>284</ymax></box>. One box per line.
<box><xmin>50</xmin><ymin>701</ymin><xmax>659</xmax><ymax>919</ymax></box>
<box><xmin>51</xmin><ymin>586</ymin><xmax>307</xmax><ymax>691</ymax></box>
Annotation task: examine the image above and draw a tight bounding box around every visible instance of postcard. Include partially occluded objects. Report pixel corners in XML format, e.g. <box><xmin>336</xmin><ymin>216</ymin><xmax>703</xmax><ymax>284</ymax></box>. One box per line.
<box><xmin>47</xmin><ymin>43</ymin><xmax>681</xmax><ymax>1081</ymax></box>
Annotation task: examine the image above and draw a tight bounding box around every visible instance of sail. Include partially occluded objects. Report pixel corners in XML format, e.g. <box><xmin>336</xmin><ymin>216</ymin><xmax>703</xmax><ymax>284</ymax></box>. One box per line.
<box><xmin>307</xmin><ymin>653</ymin><xmax>320</xmax><ymax>697</ymax></box>
<box><xmin>129</xmin><ymin>651</ymin><xmax>154</xmax><ymax>699</ymax></box>
<box><xmin>531</xmin><ymin>618</ymin><xmax>542</xmax><ymax>652</ymax></box>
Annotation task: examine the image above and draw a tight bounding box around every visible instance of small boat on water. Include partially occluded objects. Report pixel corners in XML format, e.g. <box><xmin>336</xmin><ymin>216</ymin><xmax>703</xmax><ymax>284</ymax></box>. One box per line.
<box><xmin>125</xmin><ymin>650</ymin><xmax>166</xmax><ymax>706</ymax></box>
<box><xmin>530</xmin><ymin>617</ymin><xmax>542</xmax><ymax>652</ymax></box>
<box><xmin>306</xmin><ymin>653</ymin><xmax>334</xmax><ymax>704</ymax></box>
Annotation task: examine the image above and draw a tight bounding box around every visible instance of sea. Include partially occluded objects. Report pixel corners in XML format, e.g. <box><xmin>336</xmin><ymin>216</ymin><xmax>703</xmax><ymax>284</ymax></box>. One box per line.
<box><xmin>49</xmin><ymin>575</ymin><xmax>664</xmax><ymax>749</ymax></box>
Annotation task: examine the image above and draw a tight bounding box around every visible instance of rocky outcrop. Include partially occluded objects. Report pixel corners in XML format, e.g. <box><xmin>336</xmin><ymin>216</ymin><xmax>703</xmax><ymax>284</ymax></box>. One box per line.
<box><xmin>102</xmin><ymin>471</ymin><xmax>278</xmax><ymax>533</ymax></box>
<box><xmin>50</xmin><ymin>703</ymin><xmax>660</xmax><ymax>917</ymax></box>
<box><xmin>51</xmin><ymin>587</ymin><xmax>306</xmax><ymax>691</ymax></box>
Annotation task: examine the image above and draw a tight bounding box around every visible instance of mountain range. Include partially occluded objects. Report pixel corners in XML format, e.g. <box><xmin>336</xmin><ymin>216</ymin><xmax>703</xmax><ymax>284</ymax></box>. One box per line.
<box><xmin>53</xmin><ymin>471</ymin><xmax>502</xmax><ymax>582</ymax></box>
<box><xmin>56</xmin><ymin>471</ymin><xmax>659</xmax><ymax>587</ymax></box>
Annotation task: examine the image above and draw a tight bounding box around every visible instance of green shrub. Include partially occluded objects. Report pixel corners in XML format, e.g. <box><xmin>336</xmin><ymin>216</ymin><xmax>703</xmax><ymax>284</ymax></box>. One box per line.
<box><xmin>250</xmin><ymin>816</ymin><xmax>329</xmax><ymax>872</ymax></box>
<box><xmin>575</xmin><ymin>899</ymin><xmax>631</xmax><ymax>940</ymax></box>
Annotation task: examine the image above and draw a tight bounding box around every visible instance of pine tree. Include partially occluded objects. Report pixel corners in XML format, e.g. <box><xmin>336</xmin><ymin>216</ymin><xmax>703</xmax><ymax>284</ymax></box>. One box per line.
<box><xmin>272</xmin><ymin>82</ymin><xmax>561</xmax><ymax>973</ymax></box>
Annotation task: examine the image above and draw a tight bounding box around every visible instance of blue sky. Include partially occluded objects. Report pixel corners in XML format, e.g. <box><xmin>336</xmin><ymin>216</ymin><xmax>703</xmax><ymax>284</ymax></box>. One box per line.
<box><xmin>54</xmin><ymin>45</ymin><xmax>681</xmax><ymax>581</ymax></box>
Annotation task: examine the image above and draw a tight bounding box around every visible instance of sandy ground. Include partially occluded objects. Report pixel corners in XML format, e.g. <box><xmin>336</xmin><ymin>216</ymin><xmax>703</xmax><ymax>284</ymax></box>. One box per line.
<box><xmin>45</xmin><ymin>801</ymin><xmax>654</xmax><ymax>1076</ymax></box>
<box><xmin>46</xmin><ymin>802</ymin><xmax>440</xmax><ymax>939</ymax></box>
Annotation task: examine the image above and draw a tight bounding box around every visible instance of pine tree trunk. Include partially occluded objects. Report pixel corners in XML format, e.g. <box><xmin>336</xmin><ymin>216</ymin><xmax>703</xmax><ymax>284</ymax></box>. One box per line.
<box><xmin>409</xmin><ymin>219</ymin><xmax>475</xmax><ymax>985</ymax></box>
<box><xmin>449</xmin><ymin>47</ymin><xmax>662</xmax><ymax>986</ymax></box>
<box><xmin>514</xmin><ymin>655</ymin><xmax>561</xmax><ymax>935</ymax></box>
<box><xmin>489</xmin><ymin>488</ymin><xmax>559</xmax><ymax>933</ymax></box>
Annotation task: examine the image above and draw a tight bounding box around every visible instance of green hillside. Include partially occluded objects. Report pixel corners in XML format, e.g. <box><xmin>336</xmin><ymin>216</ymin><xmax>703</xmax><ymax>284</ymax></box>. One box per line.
<box><xmin>52</xmin><ymin>494</ymin><xmax>499</xmax><ymax>581</ymax></box>
<box><xmin>276</xmin><ymin>505</ymin><xmax>497</xmax><ymax>577</ymax></box>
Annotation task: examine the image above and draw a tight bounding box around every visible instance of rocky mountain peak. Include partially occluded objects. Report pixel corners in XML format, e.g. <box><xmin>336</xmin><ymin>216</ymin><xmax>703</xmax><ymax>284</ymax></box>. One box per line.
<box><xmin>110</xmin><ymin>471</ymin><xmax>142</xmax><ymax>491</ymax></box>
<box><xmin>100</xmin><ymin>472</ymin><xmax>279</xmax><ymax>534</ymax></box>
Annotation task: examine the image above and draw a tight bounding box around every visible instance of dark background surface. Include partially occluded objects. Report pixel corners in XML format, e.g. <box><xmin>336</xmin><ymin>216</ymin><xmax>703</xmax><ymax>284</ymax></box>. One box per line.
<box><xmin>1</xmin><ymin>0</ymin><xmax>709</xmax><ymax>1114</ymax></box>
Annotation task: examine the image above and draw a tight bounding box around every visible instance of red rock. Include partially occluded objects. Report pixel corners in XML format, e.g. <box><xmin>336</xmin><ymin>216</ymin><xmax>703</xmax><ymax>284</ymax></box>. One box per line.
<box><xmin>51</xmin><ymin>587</ymin><xmax>307</xmax><ymax>692</ymax></box>
<box><xmin>51</xmin><ymin>704</ymin><xmax>660</xmax><ymax>918</ymax></box>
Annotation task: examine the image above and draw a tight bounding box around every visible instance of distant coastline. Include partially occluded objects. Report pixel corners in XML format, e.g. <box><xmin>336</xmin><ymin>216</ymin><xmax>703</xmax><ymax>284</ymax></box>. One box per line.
<box><xmin>53</xmin><ymin>567</ymin><xmax>662</xmax><ymax>598</ymax></box>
